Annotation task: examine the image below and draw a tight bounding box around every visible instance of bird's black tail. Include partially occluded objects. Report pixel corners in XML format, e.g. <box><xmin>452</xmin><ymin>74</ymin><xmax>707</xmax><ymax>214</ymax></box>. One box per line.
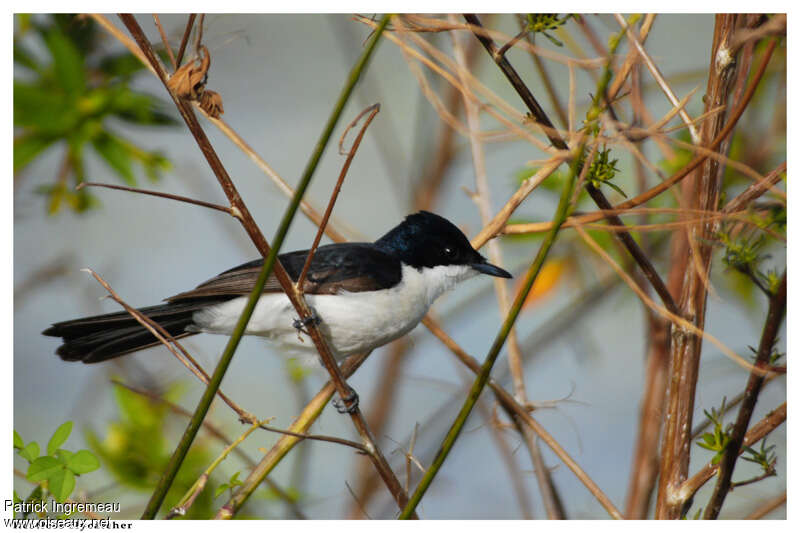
<box><xmin>42</xmin><ymin>302</ymin><xmax>209</xmax><ymax>364</ymax></box>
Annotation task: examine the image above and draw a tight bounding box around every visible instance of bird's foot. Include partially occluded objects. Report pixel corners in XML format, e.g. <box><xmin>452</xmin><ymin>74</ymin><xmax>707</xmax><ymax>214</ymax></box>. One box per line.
<box><xmin>292</xmin><ymin>310</ymin><xmax>321</xmax><ymax>337</ymax></box>
<box><xmin>332</xmin><ymin>387</ymin><xmax>359</xmax><ymax>414</ymax></box>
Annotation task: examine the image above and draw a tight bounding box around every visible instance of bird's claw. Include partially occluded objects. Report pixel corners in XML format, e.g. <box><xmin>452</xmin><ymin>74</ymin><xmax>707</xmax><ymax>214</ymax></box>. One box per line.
<box><xmin>332</xmin><ymin>387</ymin><xmax>359</xmax><ymax>414</ymax></box>
<box><xmin>292</xmin><ymin>310</ymin><xmax>321</xmax><ymax>335</ymax></box>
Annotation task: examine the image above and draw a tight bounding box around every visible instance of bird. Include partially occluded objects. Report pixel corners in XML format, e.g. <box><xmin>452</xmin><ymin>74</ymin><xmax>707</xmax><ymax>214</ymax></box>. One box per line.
<box><xmin>43</xmin><ymin>211</ymin><xmax>511</xmax><ymax>364</ymax></box>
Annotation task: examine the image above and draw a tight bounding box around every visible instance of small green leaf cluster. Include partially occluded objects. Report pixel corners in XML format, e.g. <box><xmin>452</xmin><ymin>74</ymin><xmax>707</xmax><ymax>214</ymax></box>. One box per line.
<box><xmin>214</xmin><ymin>471</ymin><xmax>243</xmax><ymax>499</ymax></box>
<box><xmin>14</xmin><ymin>422</ymin><xmax>100</xmax><ymax>508</ymax></box>
<box><xmin>696</xmin><ymin>399</ymin><xmax>732</xmax><ymax>465</ymax></box>
<box><xmin>741</xmin><ymin>439</ymin><xmax>777</xmax><ymax>474</ymax></box>
<box><xmin>718</xmin><ymin>230</ymin><xmax>781</xmax><ymax>298</ymax></box>
<box><xmin>14</xmin><ymin>14</ymin><xmax>175</xmax><ymax>215</ymax></box>
<box><xmin>513</xmin><ymin>146</ymin><xmax>623</xmax><ymax>200</ymax></box>
<box><xmin>718</xmin><ymin>193</ymin><xmax>785</xmax><ymax>304</ymax></box>
<box><xmin>747</xmin><ymin>343</ymin><xmax>784</xmax><ymax>365</ymax></box>
<box><xmin>586</xmin><ymin>147</ymin><xmax>624</xmax><ymax>197</ymax></box>
<box><xmin>87</xmin><ymin>383</ymin><xmax>218</xmax><ymax>518</ymax></box>
<box><xmin>524</xmin><ymin>14</ymin><xmax>575</xmax><ymax>47</ymax></box>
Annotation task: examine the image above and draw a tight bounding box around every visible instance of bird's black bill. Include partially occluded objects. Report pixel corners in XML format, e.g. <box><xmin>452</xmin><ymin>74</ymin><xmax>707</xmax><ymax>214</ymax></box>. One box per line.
<box><xmin>471</xmin><ymin>262</ymin><xmax>512</xmax><ymax>278</ymax></box>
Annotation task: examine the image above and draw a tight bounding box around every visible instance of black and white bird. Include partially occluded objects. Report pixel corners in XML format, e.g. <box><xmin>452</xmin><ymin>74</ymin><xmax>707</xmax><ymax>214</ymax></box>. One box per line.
<box><xmin>43</xmin><ymin>211</ymin><xmax>511</xmax><ymax>364</ymax></box>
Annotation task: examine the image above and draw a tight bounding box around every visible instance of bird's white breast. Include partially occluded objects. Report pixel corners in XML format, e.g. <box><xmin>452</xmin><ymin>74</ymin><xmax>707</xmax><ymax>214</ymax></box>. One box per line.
<box><xmin>191</xmin><ymin>264</ymin><xmax>476</xmax><ymax>360</ymax></box>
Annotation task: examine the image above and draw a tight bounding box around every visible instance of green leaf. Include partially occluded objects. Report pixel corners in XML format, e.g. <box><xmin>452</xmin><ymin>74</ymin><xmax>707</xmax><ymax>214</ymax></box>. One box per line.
<box><xmin>14</xmin><ymin>430</ymin><xmax>24</xmax><ymax>449</ymax></box>
<box><xmin>44</xmin><ymin>27</ymin><xmax>86</xmax><ymax>98</ymax></box>
<box><xmin>19</xmin><ymin>441</ymin><xmax>40</xmax><ymax>462</ymax></box>
<box><xmin>13</xmin><ymin>81</ymin><xmax>77</xmax><ymax>133</ymax></box>
<box><xmin>66</xmin><ymin>449</ymin><xmax>100</xmax><ymax>474</ymax></box>
<box><xmin>600</xmin><ymin>179</ymin><xmax>628</xmax><ymax>198</ymax></box>
<box><xmin>47</xmin><ymin>182</ymin><xmax>67</xmax><ymax>215</ymax></box>
<box><xmin>141</xmin><ymin>151</ymin><xmax>171</xmax><ymax>182</ymax></box>
<box><xmin>92</xmin><ymin>133</ymin><xmax>136</xmax><ymax>185</ymax></box>
<box><xmin>27</xmin><ymin>456</ymin><xmax>62</xmax><ymax>482</ymax></box>
<box><xmin>110</xmin><ymin>89</ymin><xmax>177</xmax><ymax>126</ymax></box>
<box><xmin>47</xmin><ymin>421</ymin><xmax>73</xmax><ymax>455</ymax></box>
<box><xmin>55</xmin><ymin>449</ymin><xmax>74</xmax><ymax>463</ymax></box>
<box><xmin>14</xmin><ymin>134</ymin><xmax>57</xmax><ymax>173</ymax></box>
<box><xmin>214</xmin><ymin>483</ymin><xmax>230</xmax><ymax>499</ymax></box>
<box><xmin>68</xmin><ymin>190</ymin><xmax>100</xmax><ymax>213</ymax></box>
<box><xmin>48</xmin><ymin>468</ymin><xmax>76</xmax><ymax>503</ymax></box>
<box><xmin>98</xmin><ymin>51</ymin><xmax>148</xmax><ymax>78</ymax></box>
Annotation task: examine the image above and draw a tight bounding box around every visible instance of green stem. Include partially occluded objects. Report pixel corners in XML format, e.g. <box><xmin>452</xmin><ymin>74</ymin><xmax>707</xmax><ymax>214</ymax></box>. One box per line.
<box><xmin>140</xmin><ymin>13</ymin><xmax>392</xmax><ymax>519</ymax></box>
<box><xmin>170</xmin><ymin>420</ymin><xmax>264</xmax><ymax>516</ymax></box>
<box><xmin>398</xmin><ymin>140</ymin><xmax>581</xmax><ymax>519</ymax></box>
<box><xmin>398</xmin><ymin>16</ymin><xmax>634</xmax><ymax>519</ymax></box>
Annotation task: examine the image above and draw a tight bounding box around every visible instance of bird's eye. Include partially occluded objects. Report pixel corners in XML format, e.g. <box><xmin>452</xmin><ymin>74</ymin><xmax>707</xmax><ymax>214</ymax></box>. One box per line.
<box><xmin>443</xmin><ymin>247</ymin><xmax>455</xmax><ymax>258</ymax></box>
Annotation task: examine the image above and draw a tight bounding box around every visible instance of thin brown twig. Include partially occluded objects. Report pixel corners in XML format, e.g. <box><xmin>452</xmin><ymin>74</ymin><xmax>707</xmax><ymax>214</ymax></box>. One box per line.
<box><xmin>421</xmin><ymin>316</ymin><xmax>623</xmax><ymax>519</ymax></box>
<box><xmin>463</xmin><ymin>13</ymin><xmax>679</xmax><ymax>317</ymax></box>
<box><xmin>607</xmin><ymin>14</ymin><xmax>657</xmax><ymax>101</ymax></box>
<box><xmin>613</xmin><ymin>14</ymin><xmax>700</xmax><ymax>144</ymax></box>
<box><xmin>675</xmin><ymin>402</ymin><xmax>786</xmax><ymax>506</ymax></box>
<box><xmin>449</xmin><ymin>15</ymin><xmax>527</xmax><ymax>401</ymax></box>
<box><xmin>743</xmin><ymin>491</ymin><xmax>786</xmax><ymax>519</ymax></box>
<box><xmin>152</xmin><ymin>14</ymin><xmax>177</xmax><ymax>71</ymax></box>
<box><xmin>449</xmin><ymin>19</ymin><xmax>551</xmax><ymax>517</ymax></box>
<box><xmin>624</xmin><ymin>59</ymin><xmax>666</xmax><ymax>515</ymax></box>
<box><xmin>730</xmin><ymin>14</ymin><xmax>786</xmax><ymax>54</ymax></box>
<box><xmin>690</xmin><ymin>372</ymin><xmax>780</xmax><ymax>440</ymax></box>
<box><xmin>210</xmin><ymin>117</ymin><xmax>351</xmax><ymax>242</ymax></box>
<box><xmin>624</xmin><ymin>315</ymin><xmax>670</xmax><ymax>518</ymax></box>
<box><xmin>296</xmin><ymin>103</ymin><xmax>380</xmax><ymax>289</ymax></box>
<box><xmin>488</xmin><ymin>34</ymin><xmax>777</xmax><ymax>244</ymax></box>
<box><xmin>722</xmin><ymin>161</ymin><xmax>786</xmax><ymax>213</ymax></box>
<box><xmin>346</xmin><ymin>340</ymin><xmax>411</xmax><ymax>518</ymax></box>
<box><xmin>175</xmin><ymin>14</ymin><xmax>196</xmax><ymax>67</ymax></box>
<box><xmin>703</xmin><ymin>272</ymin><xmax>786</xmax><ymax>519</ymax></box>
<box><xmin>729</xmin><ymin>463</ymin><xmax>777</xmax><ymax>489</ymax></box>
<box><xmin>111</xmin><ymin>379</ymin><xmax>307</xmax><ymax>518</ymax></box>
<box><xmin>360</xmin><ymin>14</ymin><xmax>606</xmax><ymax>69</ymax></box>
<box><xmin>76</xmin><ymin>182</ymin><xmax>233</xmax><ymax>215</ymax></box>
<box><xmin>82</xmin><ymin>268</ymin><xmax>254</xmax><ymax>422</ymax></box>
<box><xmin>574</xmin><ymin>226</ymin><xmax>771</xmax><ymax>374</ymax></box>
<box><xmin>118</xmin><ymin>15</ymin><xmax>411</xmax><ymax>516</ymax></box>
<box><xmin>505</xmin><ymin>210</ymin><xmax>777</xmax><ymax>238</ymax></box>
<box><xmin>257</xmin><ymin>424</ymin><xmax>367</xmax><ymax>453</ymax></box>
<box><xmin>615</xmin><ymin>37</ymin><xmax>777</xmax><ymax>214</ymax></box>
<box><xmin>517</xmin><ymin>17</ymin><xmax>568</xmax><ymax>130</ymax></box>
<box><xmin>90</xmin><ymin>14</ymin><xmax>352</xmax><ymax>243</ymax></box>
<box><xmin>217</xmin><ymin>352</ymin><xmax>370</xmax><ymax>519</ymax></box>
<box><xmin>117</xmin><ymin>14</ymin><xmax>272</xmax><ymax>257</ymax></box>
<box><xmin>194</xmin><ymin>14</ymin><xmax>205</xmax><ymax>56</ymax></box>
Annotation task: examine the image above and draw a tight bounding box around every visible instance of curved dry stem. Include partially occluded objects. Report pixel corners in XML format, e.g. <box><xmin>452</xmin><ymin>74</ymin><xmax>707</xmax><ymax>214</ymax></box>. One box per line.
<box><xmin>614</xmin><ymin>13</ymin><xmax>701</xmax><ymax>144</ymax></box>
<box><xmin>574</xmin><ymin>226</ymin><xmax>775</xmax><ymax>376</ymax></box>
<box><xmin>82</xmin><ymin>268</ymin><xmax>254</xmax><ymax>422</ymax></box>
<box><xmin>421</xmin><ymin>316</ymin><xmax>623</xmax><ymax>519</ymax></box>
<box><xmin>89</xmin><ymin>13</ymin><xmax>352</xmax><ymax>244</ymax></box>
<box><xmin>675</xmin><ymin>402</ymin><xmax>786</xmax><ymax>507</ymax></box>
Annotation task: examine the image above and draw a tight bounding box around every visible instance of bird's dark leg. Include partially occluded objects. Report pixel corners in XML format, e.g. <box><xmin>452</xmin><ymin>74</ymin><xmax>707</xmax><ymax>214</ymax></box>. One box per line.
<box><xmin>292</xmin><ymin>309</ymin><xmax>321</xmax><ymax>336</ymax></box>
<box><xmin>332</xmin><ymin>386</ymin><xmax>360</xmax><ymax>414</ymax></box>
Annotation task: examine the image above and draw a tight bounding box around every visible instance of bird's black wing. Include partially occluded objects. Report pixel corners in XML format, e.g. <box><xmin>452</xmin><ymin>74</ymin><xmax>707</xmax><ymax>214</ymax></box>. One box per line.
<box><xmin>166</xmin><ymin>243</ymin><xmax>402</xmax><ymax>303</ymax></box>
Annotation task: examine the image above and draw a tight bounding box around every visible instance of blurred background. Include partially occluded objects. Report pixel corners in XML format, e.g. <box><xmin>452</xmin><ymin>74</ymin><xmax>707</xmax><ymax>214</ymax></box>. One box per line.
<box><xmin>13</xmin><ymin>14</ymin><xmax>786</xmax><ymax>519</ymax></box>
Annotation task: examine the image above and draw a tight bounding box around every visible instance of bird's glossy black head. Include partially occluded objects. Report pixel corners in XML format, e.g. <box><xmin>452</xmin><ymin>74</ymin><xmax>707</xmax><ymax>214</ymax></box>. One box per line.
<box><xmin>375</xmin><ymin>211</ymin><xmax>512</xmax><ymax>278</ymax></box>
